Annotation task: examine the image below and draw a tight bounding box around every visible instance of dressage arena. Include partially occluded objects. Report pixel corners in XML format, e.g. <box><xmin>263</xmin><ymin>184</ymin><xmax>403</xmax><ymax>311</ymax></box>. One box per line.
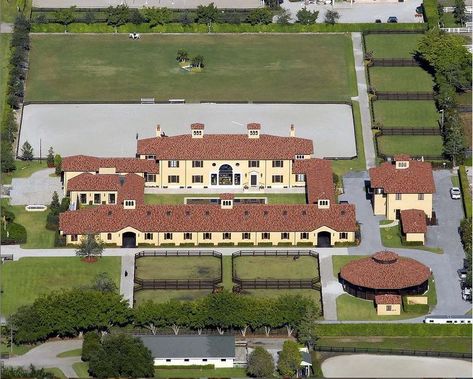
<box><xmin>19</xmin><ymin>103</ymin><xmax>356</xmax><ymax>159</ymax></box>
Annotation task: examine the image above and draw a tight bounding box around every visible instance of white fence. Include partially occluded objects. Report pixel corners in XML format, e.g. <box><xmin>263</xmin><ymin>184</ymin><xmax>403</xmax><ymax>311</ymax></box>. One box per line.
<box><xmin>443</xmin><ymin>6</ymin><xmax>473</xmax><ymax>13</ymax></box>
<box><xmin>441</xmin><ymin>27</ymin><xmax>472</xmax><ymax>33</ymax></box>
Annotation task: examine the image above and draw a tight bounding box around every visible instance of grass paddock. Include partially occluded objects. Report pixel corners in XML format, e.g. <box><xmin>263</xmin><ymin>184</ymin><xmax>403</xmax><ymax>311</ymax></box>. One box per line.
<box><xmin>373</xmin><ymin>100</ymin><xmax>439</xmax><ymax>128</ymax></box>
<box><xmin>364</xmin><ymin>34</ymin><xmax>424</xmax><ymax>59</ymax></box>
<box><xmin>233</xmin><ymin>255</ymin><xmax>319</xmax><ymax>279</ymax></box>
<box><xmin>377</xmin><ymin>135</ymin><xmax>443</xmax><ymax>157</ymax></box>
<box><xmin>135</xmin><ymin>256</ymin><xmax>221</xmax><ymax>280</ymax></box>
<box><xmin>144</xmin><ymin>193</ymin><xmax>307</xmax><ymax>205</ymax></box>
<box><xmin>0</xmin><ymin>257</ymin><xmax>121</xmax><ymax>316</ymax></box>
<box><xmin>134</xmin><ymin>289</ymin><xmax>213</xmax><ymax>306</ymax></box>
<box><xmin>369</xmin><ymin>67</ymin><xmax>434</xmax><ymax>92</ymax></box>
<box><xmin>27</xmin><ymin>34</ymin><xmax>356</xmax><ymax>102</ymax></box>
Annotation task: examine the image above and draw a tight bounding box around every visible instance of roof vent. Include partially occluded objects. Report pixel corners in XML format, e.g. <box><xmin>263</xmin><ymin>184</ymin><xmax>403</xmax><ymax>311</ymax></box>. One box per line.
<box><xmin>283</xmin><ymin>210</ymin><xmax>287</xmax><ymax>216</ymax></box>
<box><xmin>244</xmin><ymin>210</ymin><xmax>249</xmax><ymax>216</ymax></box>
<box><xmin>108</xmin><ymin>210</ymin><xmax>112</xmax><ymax>216</ymax></box>
<box><xmin>119</xmin><ymin>175</ymin><xmax>125</xmax><ymax>186</ymax></box>
<box><xmin>302</xmin><ymin>210</ymin><xmax>307</xmax><ymax>216</ymax></box>
<box><xmin>341</xmin><ymin>210</ymin><xmax>346</xmax><ymax>216</ymax></box>
<box><xmin>263</xmin><ymin>210</ymin><xmax>268</xmax><ymax>216</ymax></box>
<box><xmin>147</xmin><ymin>210</ymin><xmax>151</xmax><ymax>216</ymax></box>
<box><xmin>205</xmin><ymin>210</ymin><xmax>210</xmax><ymax>216</ymax></box>
<box><xmin>185</xmin><ymin>210</ymin><xmax>190</xmax><ymax>216</ymax></box>
<box><xmin>166</xmin><ymin>210</ymin><xmax>172</xmax><ymax>216</ymax></box>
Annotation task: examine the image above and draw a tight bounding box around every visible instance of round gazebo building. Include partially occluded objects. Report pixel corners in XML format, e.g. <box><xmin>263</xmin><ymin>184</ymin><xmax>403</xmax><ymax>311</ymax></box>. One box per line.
<box><xmin>339</xmin><ymin>251</ymin><xmax>431</xmax><ymax>300</ymax></box>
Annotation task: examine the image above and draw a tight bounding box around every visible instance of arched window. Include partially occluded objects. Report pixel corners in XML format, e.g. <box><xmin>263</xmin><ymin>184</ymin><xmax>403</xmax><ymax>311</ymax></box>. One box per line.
<box><xmin>218</xmin><ymin>164</ymin><xmax>233</xmax><ymax>185</ymax></box>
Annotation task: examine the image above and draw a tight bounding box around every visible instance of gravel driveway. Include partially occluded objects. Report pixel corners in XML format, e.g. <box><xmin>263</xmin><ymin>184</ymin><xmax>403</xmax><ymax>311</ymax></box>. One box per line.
<box><xmin>9</xmin><ymin>168</ymin><xmax>62</xmax><ymax>205</ymax></box>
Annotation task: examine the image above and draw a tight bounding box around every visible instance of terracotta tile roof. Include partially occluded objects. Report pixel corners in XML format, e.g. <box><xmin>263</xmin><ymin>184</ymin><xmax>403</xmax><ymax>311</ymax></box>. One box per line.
<box><xmin>191</xmin><ymin>123</ymin><xmax>205</xmax><ymax>130</ymax></box>
<box><xmin>219</xmin><ymin>193</ymin><xmax>235</xmax><ymax>200</ymax></box>
<box><xmin>401</xmin><ymin>209</ymin><xmax>427</xmax><ymax>234</ymax></box>
<box><xmin>62</xmin><ymin>155</ymin><xmax>159</xmax><ymax>174</ymax></box>
<box><xmin>339</xmin><ymin>251</ymin><xmax>431</xmax><ymax>290</ymax></box>
<box><xmin>369</xmin><ymin>160</ymin><xmax>435</xmax><ymax>194</ymax></box>
<box><xmin>375</xmin><ymin>294</ymin><xmax>402</xmax><ymax>305</ymax></box>
<box><xmin>137</xmin><ymin>134</ymin><xmax>313</xmax><ymax>160</ymax></box>
<box><xmin>292</xmin><ymin>159</ymin><xmax>335</xmax><ymax>203</ymax></box>
<box><xmin>394</xmin><ymin>154</ymin><xmax>411</xmax><ymax>161</ymax></box>
<box><xmin>67</xmin><ymin>173</ymin><xmax>144</xmax><ymax>205</ymax></box>
<box><xmin>59</xmin><ymin>203</ymin><xmax>356</xmax><ymax>235</ymax></box>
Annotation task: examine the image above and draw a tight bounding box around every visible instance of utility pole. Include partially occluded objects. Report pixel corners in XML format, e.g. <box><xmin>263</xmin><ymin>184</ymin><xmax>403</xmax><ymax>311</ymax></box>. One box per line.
<box><xmin>440</xmin><ymin>109</ymin><xmax>445</xmax><ymax>132</ymax></box>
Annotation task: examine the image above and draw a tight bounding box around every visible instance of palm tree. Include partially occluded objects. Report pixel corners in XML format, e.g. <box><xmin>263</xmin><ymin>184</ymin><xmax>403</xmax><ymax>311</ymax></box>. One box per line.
<box><xmin>176</xmin><ymin>49</ymin><xmax>189</xmax><ymax>62</ymax></box>
<box><xmin>191</xmin><ymin>55</ymin><xmax>204</xmax><ymax>68</ymax></box>
<box><xmin>76</xmin><ymin>234</ymin><xmax>104</xmax><ymax>262</ymax></box>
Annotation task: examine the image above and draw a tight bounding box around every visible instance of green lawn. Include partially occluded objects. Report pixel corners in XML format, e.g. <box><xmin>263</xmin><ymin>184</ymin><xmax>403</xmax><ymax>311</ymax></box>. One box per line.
<box><xmin>0</xmin><ymin>0</ymin><xmax>32</xmax><ymax>22</ymax></box>
<box><xmin>369</xmin><ymin>67</ymin><xmax>434</xmax><ymax>92</ymax></box>
<box><xmin>135</xmin><ymin>256</ymin><xmax>221</xmax><ymax>280</ymax></box>
<box><xmin>364</xmin><ymin>34</ymin><xmax>424</xmax><ymax>59</ymax></box>
<box><xmin>222</xmin><ymin>256</ymin><xmax>233</xmax><ymax>290</ymax></box>
<box><xmin>0</xmin><ymin>341</ymin><xmax>34</xmax><ymax>357</ymax></box>
<box><xmin>44</xmin><ymin>368</ymin><xmax>66</xmax><ymax>379</ymax></box>
<box><xmin>373</xmin><ymin>100</ymin><xmax>439</xmax><ymax>128</ymax></box>
<box><xmin>1</xmin><ymin>160</ymin><xmax>51</xmax><ymax>185</ymax></box>
<box><xmin>134</xmin><ymin>289</ymin><xmax>213</xmax><ymax>306</ymax></box>
<box><xmin>243</xmin><ymin>288</ymin><xmax>321</xmax><ymax>309</ymax></box>
<box><xmin>0</xmin><ymin>257</ymin><xmax>121</xmax><ymax>316</ymax></box>
<box><xmin>452</xmin><ymin>175</ymin><xmax>460</xmax><ymax>187</ymax></box>
<box><xmin>317</xmin><ymin>336</ymin><xmax>472</xmax><ymax>353</ymax></box>
<box><xmin>380</xmin><ymin>223</ymin><xmax>443</xmax><ymax>254</ymax></box>
<box><xmin>73</xmin><ymin>362</ymin><xmax>90</xmax><ymax>378</ymax></box>
<box><xmin>461</xmin><ymin>112</ymin><xmax>472</xmax><ymax>148</ymax></box>
<box><xmin>233</xmin><ymin>255</ymin><xmax>318</xmax><ymax>279</ymax></box>
<box><xmin>377</xmin><ymin>135</ymin><xmax>444</xmax><ymax>157</ymax></box>
<box><xmin>144</xmin><ymin>193</ymin><xmax>307</xmax><ymax>205</ymax></box>
<box><xmin>26</xmin><ymin>34</ymin><xmax>357</xmax><ymax>102</ymax></box>
<box><xmin>457</xmin><ymin>91</ymin><xmax>472</xmax><ymax>106</ymax></box>
<box><xmin>57</xmin><ymin>348</ymin><xmax>82</xmax><ymax>358</ymax></box>
<box><xmin>331</xmin><ymin>101</ymin><xmax>366</xmax><ymax>176</ymax></box>
<box><xmin>0</xmin><ymin>34</ymin><xmax>11</xmax><ymax>124</ymax></box>
<box><xmin>155</xmin><ymin>367</ymin><xmax>247</xmax><ymax>378</ymax></box>
<box><xmin>332</xmin><ymin>255</ymin><xmax>364</xmax><ymax>278</ymax></box>
<box><xmin>2</xmin><ymin>201</ymin><xmax>56</xmax><ymax>248</ymax></box>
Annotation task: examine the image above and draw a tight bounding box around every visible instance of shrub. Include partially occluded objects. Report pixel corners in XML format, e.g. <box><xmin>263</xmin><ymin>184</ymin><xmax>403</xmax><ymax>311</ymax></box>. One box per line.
<box><xmin>1</xmin><ymin>222</ymin><xmax>27</xmax><ymax>244</ymax></box>
<box><xmin>82</xmin><ymin>331</ymin><xmax>101</xmax><ymax>361</ymax></box>
<box><xmin>247</xmin><ymin>347</ymin><xmax>275</xmax><ymax>377</ymax></box>
<box><xmin>423</xmin><ymin>0</ymin><xmax>440</xmax><ymax>28</ymax></box>
<box><xmin>459</xmin><ymin>166</ymin><xmax>472</xmax><ymax>218</ymax></box>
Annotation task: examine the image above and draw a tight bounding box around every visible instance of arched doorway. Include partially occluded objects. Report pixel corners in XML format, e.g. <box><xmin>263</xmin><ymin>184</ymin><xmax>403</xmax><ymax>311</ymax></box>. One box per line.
<box><xmin>219</xmin><ymin>164</ymin><xmax>233</xmax><ymax>185</ymax></box>
<box><xmin>317</xmin><ymin>231</ymin><xmax>331</xmax><ymax>247</ymax></box>
<box><xmin>122</xmin><ymin>232</ymin><xmax>136</xmax><ymax>248</ymax></box>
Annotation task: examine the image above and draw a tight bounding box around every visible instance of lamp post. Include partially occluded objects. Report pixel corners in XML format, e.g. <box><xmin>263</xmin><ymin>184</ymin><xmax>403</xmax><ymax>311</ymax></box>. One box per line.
<box><xmin>440</xmin><ymin>109</ymin><xmax>445</xmax><ymax>132</ymax></box>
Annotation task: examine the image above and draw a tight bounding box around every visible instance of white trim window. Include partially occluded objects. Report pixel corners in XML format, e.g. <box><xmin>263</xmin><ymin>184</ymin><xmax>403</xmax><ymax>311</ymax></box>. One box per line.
<box><xmin>168</xmin><ymin>160</ymin><xmax>179</xmax><ymax>168</ymax></box>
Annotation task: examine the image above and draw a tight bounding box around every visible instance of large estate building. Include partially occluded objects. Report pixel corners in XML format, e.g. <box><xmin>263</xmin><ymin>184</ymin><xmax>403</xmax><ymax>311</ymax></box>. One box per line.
<box><xmin>369</xmin><ymin>155</ymin><xmax>435</xmax><ymax>221</ymax></box>
<box><xmin>58</xmin><ymin>123</ymin><xmax>358</xmax><ymax>248</ymax></box>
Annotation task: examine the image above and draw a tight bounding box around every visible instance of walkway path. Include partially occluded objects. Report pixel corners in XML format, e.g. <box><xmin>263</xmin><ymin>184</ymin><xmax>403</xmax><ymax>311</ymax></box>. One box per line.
<box><xmin>351</xmin><ymin>32</ymin><xmax>376</xmax><ymax>169</ymax></box>
<box><xmin>2</xmin><ymin>339</ymin><xmax>82</xmax><ymax>378</ymax></box>
<box><xmin>120</xmin><ymin>255</ymin><xmax>135</xmax><ymax>306</ymax></box>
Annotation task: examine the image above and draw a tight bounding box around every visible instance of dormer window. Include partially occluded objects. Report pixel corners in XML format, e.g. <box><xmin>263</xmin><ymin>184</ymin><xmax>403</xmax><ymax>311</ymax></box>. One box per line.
<box><xmin>124</xmin><ymin>200</ymin><xmax>135</xmax><ymax>209</ymax></box>
<box><xmin>247</xmin><ymin>123</ymin><xmax>261</xmax><ymax>139</ymax></box>
<box><xmin>395</xmin><ymin>161</ymin><xmax>409</xmax><ymax>169</ymax></box>
<box><xmin>221</xmin><ymin>199</ymin><xmax>233</xmax><ymax>209</ymax></box>
<box><xmin>318</xmin><ymin>199</ymin><xmax>330</xmax><ymax>209</ymax></box>
<box><xmin>295</xmin><ymin>155</ymin><xmax>305</xmax><ymax>160</ymax></box>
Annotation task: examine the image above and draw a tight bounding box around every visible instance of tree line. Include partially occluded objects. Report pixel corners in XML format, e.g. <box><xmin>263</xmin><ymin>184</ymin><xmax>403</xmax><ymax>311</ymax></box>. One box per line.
<box><xmin>9</xmin><ymin>288</ymin><xmax>319</xmax><ymax>345</ymax></box>
<box><xmin>34</xmin><ymin>3</ymin><xmax>341</xmax><ymax>30</ymax></box>
<box><xmin>1</xmin><ymin>15</ymin><xmax>30</xmax><ymax>173</ymax></box>
<box><xmin>416</xmin><ymin>28</ymin><xmax>471</xmax><ymax>165</ymax></box>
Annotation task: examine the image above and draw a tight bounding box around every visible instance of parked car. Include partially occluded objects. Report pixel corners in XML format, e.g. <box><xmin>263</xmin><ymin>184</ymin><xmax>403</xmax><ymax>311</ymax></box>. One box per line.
<box><xmin>458</xmin><ymin>268</ymin><xmax>468</xmax><ymax>279</ymax></box>
<box><xmin>415</xmin><ymin>5</ymin><xmax>424</xmax><ymax>14</ymax></box>
<box><xmin>375</xmin><ymin>19</ymin><xmax>382</xmax><ymax>23</ymax></box>
<box><xmin>450</xmin><ymin>187</ymin><xmax>461</xmax><ymax>199</ymax></box>
<box><xmin>387</xmin><ymin>16</ymin><xmax>398</xmax><ymax>23</ymax></box>
<box><xmin>462</xmin><ymin>287</ymin><xmax>472</xmax><ymax>301</ymax></box>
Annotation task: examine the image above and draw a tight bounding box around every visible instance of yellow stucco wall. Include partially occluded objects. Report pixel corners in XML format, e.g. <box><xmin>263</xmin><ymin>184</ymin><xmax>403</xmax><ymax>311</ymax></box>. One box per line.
<box><xmin>137</xmin><ymin>156</ymin><xmax>309</xmax><ymax>189</ymax></box>
<box><xmin>405</xmin><ymin>296</ymin><xmax>428</xmax><ymax>305</ymax></box>
<box><xmin>373</xmin><ymin>193</ymin><xmax>432</xmax><ymax>219</ymax></box>
<box><xmin>376</xmin><ymin>303</ymin><xmax>401</xmax><ymax>315</ymax></box>
<box><xmin>69</xmin><ymin>190</ymin><xmax>119</xmax><ymax>205</ymax></box>
<box><xmin>405</xmin><ymin>232</ymin><xmax>425</xmax><ymax>243</ymax></box>
<box><xmin>65</xmin><ymin>228</ymin><xmax>355</xmax><ymax>247</ymax></box>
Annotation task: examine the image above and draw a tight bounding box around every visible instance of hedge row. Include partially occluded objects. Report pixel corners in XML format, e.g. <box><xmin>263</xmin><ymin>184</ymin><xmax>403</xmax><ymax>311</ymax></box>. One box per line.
<box><xmin>317</xmin><ymin>323</ymin><xmax>472</xmax><ymax>336</ymax></box>
<box><xmin>31</xmin><ymin>22</ymin><xmax>427</xmax><ymax>34</ymax></box>
<box><xmin>459</xmin><ymin>165</ymin><xmax>472</xmax><ymax>219</ymax></box>
<box><xmin>423</xmin><ymin>0</ymin><xmax>440</xmax><ymax>29</ymax></box>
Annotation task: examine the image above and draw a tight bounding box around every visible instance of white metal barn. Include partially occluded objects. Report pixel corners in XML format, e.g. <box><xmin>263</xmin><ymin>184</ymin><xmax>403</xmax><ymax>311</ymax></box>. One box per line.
<box><xmin>138</xmin><ymin>335</ymin><xmax>236</xmax><ymax>368</ymax></box>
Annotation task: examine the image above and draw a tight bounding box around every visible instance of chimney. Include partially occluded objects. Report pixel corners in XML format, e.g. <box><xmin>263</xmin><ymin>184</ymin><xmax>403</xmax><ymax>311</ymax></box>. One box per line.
<box><xmin>290</xmin><ymin>124</ymin><xmax>295</xmax><ymax>137</ymax></box>
<box><xmin>156</xmin><ymin>124</ymin><xmax>161</xmax><ymax>138</ymax></box>
<box><xmin>191</xmin><ymin>123</ymin><xmax>204</xmax><ymax>138</ymax></box>
<box><xmin>247</xmin><ymin>123</ymin><xmax>261</xmax><ymax>139</ymax></box>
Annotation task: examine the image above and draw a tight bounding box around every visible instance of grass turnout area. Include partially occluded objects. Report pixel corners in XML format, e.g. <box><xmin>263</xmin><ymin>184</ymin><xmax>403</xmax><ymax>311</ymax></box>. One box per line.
<box><xmin>373</xmin><ymin>101</ymin><xmax>439</xmax><ymax>128</ymax></box>
<box><xmin>0</xmin><ymin>34</ymin><xmax>11</xmax><ymax>123</ymax></box>
<box><xmin>2</xmin><ymin>200</ymin><xmax>55</xmax><ymax>248</ymax></box>
<box><xmin>27</xmin><ymin>34</ymin><xmax>356</xmax><ymax>102</ymax></box>
<box><xmin>317</xmin><ymin>336</ymin><xmax>472</xmax><ymax>354</ymax></box>
<box><xmin>73</xmin><ymin>362</ymin><xmax>90</xmax><ymax>378</ymax></box>
<box><xmin>233</xmin><ymin>255</ymin><xmax>318</xmax><ymax>279</ymax></box>
<box><xmin>57</xmin><ymin>348</ymin><xmax>82</xmax><ymax>358</ymax></box>
<box><xmin>155</xmin><ymin>367</ymin><xmax>247</xmax><ymax>378</ymax></box>
<box><xmin>377</xmin><ymin>135</ymin><xmax>443</xmax><ymax>157</ymax></box>
<box><xmin>144</xmin><ymin>193</ymin><xmax>306</xmax><ymax>205</ymax></box>
<box><xmin>369</xmin><ymin>67</ymin><xmax>435</xmax><ymax>93</ymax></box>
<box><xmin>135</xmin><ymin>256</ymin><xmax>221</xmax><ymax>280</ymax></box>
<box><xmin>134</xmin><ymin>289</ymin><xmax>213</xmax><ymax>305</ymax></box>
<box><xmin>1</xmin><ymin>160</ymin><xmax>51</xmax><ymax>185</ymax></box>
<box><xmin>0</xmin><ymin>257</ymin><xmax>121</xmax><ymax>316</ymax></box>
<box><xmin>380</xmin><ymin>222</ymin><xmax>443</xmax><ymax>254</ymax></box>
<box><xmin>364</xmin><ymin>34</ymin><xmax>424</xmax><ymax>59</ymax></box>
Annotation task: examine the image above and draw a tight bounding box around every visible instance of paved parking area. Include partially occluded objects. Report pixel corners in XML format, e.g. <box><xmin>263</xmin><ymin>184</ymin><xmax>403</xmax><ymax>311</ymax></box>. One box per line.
<box><xmin>20</xmin><ymin>103</ymin><xmax>356</xmax><ymax>159</ymax></box>
<box><xmin>283</xmin><ymin>1</ymin><xmax>422</xmax><ymax>23</ymax></box>
<box><xmin>9</xmin><ymin>168</ymin><xmax>63</xmax><ymax>205</ymax></box>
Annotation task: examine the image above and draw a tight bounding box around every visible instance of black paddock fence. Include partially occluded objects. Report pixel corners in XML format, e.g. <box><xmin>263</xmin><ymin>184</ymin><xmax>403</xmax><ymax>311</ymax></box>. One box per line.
<box><xmin>379</xmin><ymin>128</ymin><xmax>441</xmax><ymax>136</ymax></box>
<box><xmin>134</xmin><ymin>250</ymin><xmax>222</xmax><ymax>292</ymax></box>
<box><xmin>375</xmin><ymin>92</ymin><xmax>435</xmax><ymax>100</ymax></box>
<box><xmin>314</xmin><ymin>346</ymin><xmax>472</xmax><ymax>359</ymax></box>
<box><xmin>458</xmin><ymin>105</ymin><xmax>473</xmax><ymax>113</ymax></box>
<box><xmin>371</xmin><ymin>58</ymin><xmax>418</xmax><ymax>67</ymax></box>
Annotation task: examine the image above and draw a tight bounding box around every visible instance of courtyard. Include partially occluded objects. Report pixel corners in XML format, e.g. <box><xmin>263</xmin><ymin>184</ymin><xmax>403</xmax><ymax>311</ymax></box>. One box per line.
<box><xmin>19</xmin><ymin>103</ymin><xmax>357</xmax><ymax>159</ymax></box>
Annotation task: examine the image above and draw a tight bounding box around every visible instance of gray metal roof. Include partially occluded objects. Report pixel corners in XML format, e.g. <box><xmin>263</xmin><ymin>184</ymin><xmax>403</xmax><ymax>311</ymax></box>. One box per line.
<box><xmin>137</xmin><ymin>335</ymin><xmax>235</xmax><ymax>359</ymax></box>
